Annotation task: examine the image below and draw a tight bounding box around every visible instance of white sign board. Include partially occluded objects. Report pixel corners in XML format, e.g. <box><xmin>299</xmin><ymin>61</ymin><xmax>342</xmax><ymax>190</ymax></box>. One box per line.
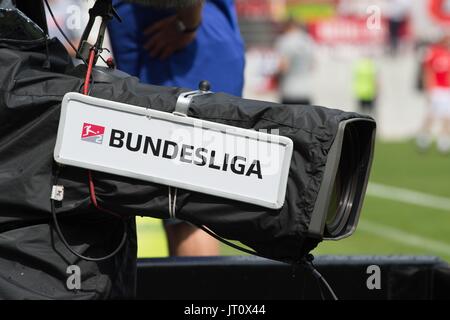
<box><xmin>54</xmin><ymin>92</ymin><xmax>293</xmax><ymax>209</ymax></box>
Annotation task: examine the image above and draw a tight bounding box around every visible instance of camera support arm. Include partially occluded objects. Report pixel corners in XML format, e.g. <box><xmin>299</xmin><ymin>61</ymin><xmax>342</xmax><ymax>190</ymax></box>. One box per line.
<box><xmin>78</xmin><ymin>0</ymin><xmax>121</xmax><ymax>64</ymax></box>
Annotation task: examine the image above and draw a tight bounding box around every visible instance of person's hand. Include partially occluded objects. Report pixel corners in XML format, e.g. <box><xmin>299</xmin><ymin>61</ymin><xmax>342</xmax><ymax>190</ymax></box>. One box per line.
<box><xmin>143</xmin><ymin>15</ymin><xmax>197</xmax><ymax>60</ymax></box>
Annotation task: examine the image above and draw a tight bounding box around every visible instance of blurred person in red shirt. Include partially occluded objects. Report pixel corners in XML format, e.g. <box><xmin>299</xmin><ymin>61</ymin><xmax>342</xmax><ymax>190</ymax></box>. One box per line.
<box><xmin>417</xmin><ymin>34</ymin><xmax>450</xmax><ymax>154</ymax></box>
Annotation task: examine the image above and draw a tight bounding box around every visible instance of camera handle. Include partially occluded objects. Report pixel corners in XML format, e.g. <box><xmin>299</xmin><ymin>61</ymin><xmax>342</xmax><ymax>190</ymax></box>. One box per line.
<box><xmin>174</xmin><ymin>80</ymin><xmax>212</xmax><ymax>116</ymax></box>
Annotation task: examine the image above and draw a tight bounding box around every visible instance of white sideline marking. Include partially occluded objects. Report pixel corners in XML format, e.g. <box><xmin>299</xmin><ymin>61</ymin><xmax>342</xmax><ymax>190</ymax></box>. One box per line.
<box><xmin>359</xmin><ymin>220</ymin><xmax>450</xmax><ymax>256</ymax></box>
<box><xmin>361</xmin><ymin>183</ymin><xmax>450</xmax><ymax>254</ymax></box>
<box><xmin>367</xmin><ymin>183</ymin><xmax>450</xmax><ymax>212</ymax></box>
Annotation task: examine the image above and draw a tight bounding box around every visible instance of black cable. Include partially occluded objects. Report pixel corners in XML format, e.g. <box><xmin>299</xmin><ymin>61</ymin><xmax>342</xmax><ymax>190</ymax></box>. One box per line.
<box><xmin>198</xmin><ymin>224</ymin><xmax>338</xmax><ymax>300</ymax></box>
<box><xmin>198</xmin><ymin>224</ymin><xmax>270</xmax><ymax>259</ymax></box>
<box><xmin>43</xmin><ymin>0</ymin><xmax>87</xmax><ymax>65</ymax></box>
<box><xmin>51</xmin><ymin>166</ymin><xmax>128</xmax><ymax>262</ymax></box>
<box><xmin>311</xmin><ymin>267</ymin><xmax>337</xmax><ymax>300</ymax></box>
<box><xmin>303</xmin><ymin>254</ymin><xmax>339</xmax><ymax>300</ymax></box>
<box><xmin>45</xmin><ymin>0</ymin><xmax>126</xmax><ymax>261</ymax></box>
<box><xmin>314</xmin><ymin>275</ymin><xmax>326</xmax><ymax>300</ymax></box>
<box><xmin>98</xmin><ymin>54</ymin><xmax>108</xmax><ymax>65</ymax></box>
<box><xmin>97</xmin><ymin>47</ymin><xmax>113</xmax><ymax>66</ymax></box>
<box><xmin>42</xmin><ymin>34</ymin><xmax>51</xmax><ymax>69</ymax></box>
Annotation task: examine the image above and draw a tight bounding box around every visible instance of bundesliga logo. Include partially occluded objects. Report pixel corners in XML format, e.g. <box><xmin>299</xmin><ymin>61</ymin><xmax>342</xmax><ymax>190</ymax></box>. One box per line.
<box><xmin>81</xmin><ymin>123</ymin><xmax>105</xmax><ymax>144</ymax></box>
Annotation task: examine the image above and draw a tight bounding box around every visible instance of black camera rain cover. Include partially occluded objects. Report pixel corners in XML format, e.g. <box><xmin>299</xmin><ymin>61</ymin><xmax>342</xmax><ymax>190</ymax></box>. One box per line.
<box><xmin>0</xmin><ymin>37</ymin><xmax>370</xmax><ymax>269</ymax></box>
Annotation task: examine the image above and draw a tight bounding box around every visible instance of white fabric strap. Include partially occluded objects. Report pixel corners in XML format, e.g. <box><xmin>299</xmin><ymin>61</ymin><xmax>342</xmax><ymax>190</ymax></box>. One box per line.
<box><xmin>168</xmin><ymin>186</ymin><xmax>178</xmax><ymax>218</ymax></box>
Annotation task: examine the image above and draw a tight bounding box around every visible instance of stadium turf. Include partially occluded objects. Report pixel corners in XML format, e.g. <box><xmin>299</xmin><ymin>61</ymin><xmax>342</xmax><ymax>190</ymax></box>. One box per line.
<box><xmin>136</xmin><ymin>141</ymin><xmax>450</xmax><ymax>262</ymax></box>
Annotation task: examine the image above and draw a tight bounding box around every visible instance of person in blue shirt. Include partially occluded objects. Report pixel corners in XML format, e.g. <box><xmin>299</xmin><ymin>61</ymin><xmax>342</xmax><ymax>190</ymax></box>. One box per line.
<box><xmin>108</xmin><ymin>0</ymin><xmax>244</xmax><ymax>95</ymax></box>
<box><xmin>108</xmin><ymin>0</ymin><xmax>245</xmax><ymax>256</ymax></box>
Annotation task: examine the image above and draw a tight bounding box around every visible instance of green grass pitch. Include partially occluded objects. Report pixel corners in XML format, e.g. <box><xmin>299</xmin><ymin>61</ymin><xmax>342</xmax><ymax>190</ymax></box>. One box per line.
<box><xmin>136</xmin><ymin>141</ymin><xmax>450</xmax><ymax>262</ymax></box>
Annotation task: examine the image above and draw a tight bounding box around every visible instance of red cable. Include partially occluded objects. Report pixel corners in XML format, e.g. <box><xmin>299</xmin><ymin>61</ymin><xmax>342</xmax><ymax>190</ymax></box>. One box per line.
<box><xmin>83</xmin><ymin>48</ymin><xmax>97</xmax><ymax>208</ymax></box>
<box><xmin>83</xmin><ymin>49</ymin><xmax>96</xmax><ymax>95</ymax></box>
<box><xmin>88</xmin><ymin>169</ymin><xmax>98</xmax><ymax>207</ymax></box>
<box><xmin>83</xmin><ymin>49</ymin><xmax>121</xmax><ymax>218</ymax></box>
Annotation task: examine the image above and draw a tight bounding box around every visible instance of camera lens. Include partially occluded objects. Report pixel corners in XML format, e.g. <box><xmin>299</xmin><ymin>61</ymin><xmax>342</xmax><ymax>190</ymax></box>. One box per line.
<box><xmin>325</xmin><ymin>124</ymin><xmax>360</xmax><ymax>237</ymax></box>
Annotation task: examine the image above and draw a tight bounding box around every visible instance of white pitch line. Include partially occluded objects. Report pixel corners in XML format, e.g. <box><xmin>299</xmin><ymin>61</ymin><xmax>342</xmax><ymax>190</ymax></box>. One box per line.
<box><xmin>367</xmin><ymin>182</ymin><xmax>450</xmax><ymax>212</ymax></box>
<box><xmin>359</xmin><ymin>220</ymin><xmax>450</xmax><ymax>256</ymax></box>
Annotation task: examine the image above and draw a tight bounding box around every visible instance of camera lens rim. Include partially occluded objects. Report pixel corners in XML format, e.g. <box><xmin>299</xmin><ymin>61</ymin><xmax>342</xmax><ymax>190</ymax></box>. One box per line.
<box><xmin>325</xmin><ymin>124</ymin><xmax>360</xmax><ymax>236</ymax></box>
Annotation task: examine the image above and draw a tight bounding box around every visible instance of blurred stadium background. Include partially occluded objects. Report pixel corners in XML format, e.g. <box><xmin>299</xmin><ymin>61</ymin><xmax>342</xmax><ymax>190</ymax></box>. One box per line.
<box><xmin>47</xmin><ymin>0</ymin><xmax>450</xmax><ymax>262</ymax></box>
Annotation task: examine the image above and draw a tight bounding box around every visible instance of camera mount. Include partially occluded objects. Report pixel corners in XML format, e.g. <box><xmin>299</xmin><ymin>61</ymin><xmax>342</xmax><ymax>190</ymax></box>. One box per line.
<box><xmin>77</xmin><ymin>0</ymin><xmax>121</xmax><ymax>64</ymax></box>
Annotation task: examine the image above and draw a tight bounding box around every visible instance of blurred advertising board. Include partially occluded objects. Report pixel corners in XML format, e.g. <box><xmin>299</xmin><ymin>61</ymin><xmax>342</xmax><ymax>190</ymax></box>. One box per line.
<box><xmin>236</xmin><ymin>0</ymin><xmax>338</xmax><ymax>22</ymax></box>
<box><xmin>309</xmin><ymin>16</ymin><xmax>387</xmax><ymax>45</ymax></box>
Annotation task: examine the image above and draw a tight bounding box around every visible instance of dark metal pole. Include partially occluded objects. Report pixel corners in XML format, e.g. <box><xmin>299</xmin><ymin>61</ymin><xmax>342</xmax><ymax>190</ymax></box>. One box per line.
<box><xmin>15</xmin><ymin>0</ymin><xmax>48</xmax><ymax>35</ymax></box>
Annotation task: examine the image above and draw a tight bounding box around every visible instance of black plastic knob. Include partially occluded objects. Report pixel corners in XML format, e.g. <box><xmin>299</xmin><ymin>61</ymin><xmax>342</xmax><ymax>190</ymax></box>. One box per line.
<box><xmin>198</xmin><ymin>80</ymin><xmax>211</xmax><ymax>92</ymax></box>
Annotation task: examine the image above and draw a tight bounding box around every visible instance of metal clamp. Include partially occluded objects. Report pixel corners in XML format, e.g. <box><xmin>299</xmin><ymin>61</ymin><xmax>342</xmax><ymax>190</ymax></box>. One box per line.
<box><xmin>174</xmin><ymin>80</ymin><xmax>212</xmax><ymax>117</ymax></box>
<box><xmin>77</xmin><ymin>0</ymin><xmax>121</xmax><ymax>63</ymax></box>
